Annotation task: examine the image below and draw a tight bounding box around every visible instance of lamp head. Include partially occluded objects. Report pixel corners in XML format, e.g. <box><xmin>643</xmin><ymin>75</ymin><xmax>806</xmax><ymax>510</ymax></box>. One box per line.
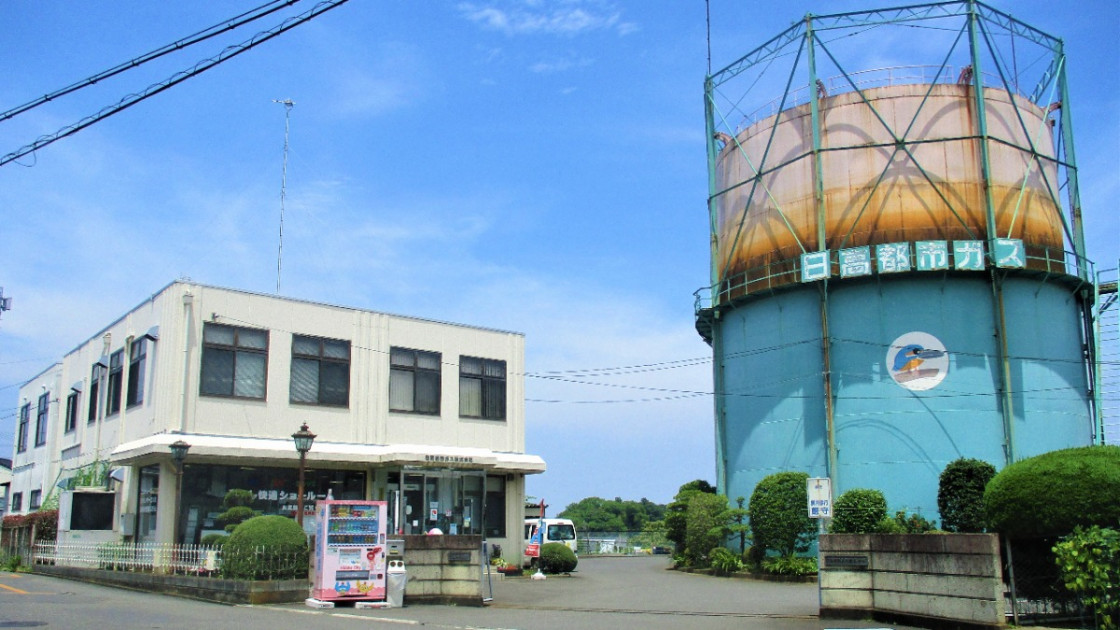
<box><xmin>292</xmin><ymin>423</ymin><xmax>316</xmax><ymax>454</ymax></box>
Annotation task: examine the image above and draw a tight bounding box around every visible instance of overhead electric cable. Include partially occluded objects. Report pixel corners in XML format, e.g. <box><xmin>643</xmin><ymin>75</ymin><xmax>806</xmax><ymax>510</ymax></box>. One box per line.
<box><xmin>0</xmin><ymin>0</ymin><xmax>349</xmax><ymax>169</ymax></box>
<box><xmin>0</xmin><ymin>0</ymin><xmax>304</xmax><ymax>125</ymax></box>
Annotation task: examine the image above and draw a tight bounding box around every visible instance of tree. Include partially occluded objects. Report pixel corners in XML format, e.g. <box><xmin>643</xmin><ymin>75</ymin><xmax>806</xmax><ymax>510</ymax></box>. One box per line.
<box><xmin>938</xmin><ymin>458</ymin><xmax>996</xmax><ymax>533</ymax></box>
<box><xmin>749</xmin><ymin>471</ymin><xmax>815</xmax><ymax>557</ymax></box>
<box><xmin>683</xmin><ymin>492</ymin><xmax>729</xmax><ymax>566</ymax></box>
<box><xmin>726</xmin><ymin>496</ymin><xmax>750</xmax><ymax>554</ymax></box>
<box><xmin>664</xmin><ymin>480</ymin><xmax>715</xmax><ymax>554</ymax></box>
<box><xmin>558</xmin><ymin>496</ymin><xmax>666</xmax><ymax>532</ymax></box>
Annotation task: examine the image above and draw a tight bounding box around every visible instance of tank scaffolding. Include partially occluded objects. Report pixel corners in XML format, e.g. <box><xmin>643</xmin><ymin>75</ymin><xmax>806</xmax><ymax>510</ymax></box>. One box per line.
<box><xmin>698</xmin><ymin>1</ymin><xmax>1100</xmax><ymax>494</ymax></box>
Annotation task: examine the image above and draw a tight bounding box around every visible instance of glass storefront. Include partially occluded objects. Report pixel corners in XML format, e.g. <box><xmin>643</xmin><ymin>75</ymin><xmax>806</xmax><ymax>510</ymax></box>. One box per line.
<box><xmin>173</xmin><ymin>463</ymin><xmax>365</xmax><ymax>544</ymax></box>
<box><xmin>386</xmin><ymin>468</ymin><xmax>506</xmax><ymax>538</ymax></box>
<box><xmin>145</xmin><ymin>461</ymin><xmax>509</xmax><ymax>543</ymax></box>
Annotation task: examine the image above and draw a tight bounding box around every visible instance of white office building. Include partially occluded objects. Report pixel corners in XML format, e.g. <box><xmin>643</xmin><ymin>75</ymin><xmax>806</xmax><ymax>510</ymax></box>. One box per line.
<box><xmin>9</xmin><ymin>281</ymin><xmax>544</xmax><ymax>555</ymax></box>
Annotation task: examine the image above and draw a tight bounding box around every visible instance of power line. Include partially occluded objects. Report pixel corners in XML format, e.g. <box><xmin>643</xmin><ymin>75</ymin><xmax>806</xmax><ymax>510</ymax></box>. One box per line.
<box><xmin>0</xmin><ymin>0</ymin><xmax>304</xmax><ymax>125</ymax></box>
<box><xmin>0</xmin><ymin>0</ymin><xmax>350</xmax><ymax>169</ymax></box>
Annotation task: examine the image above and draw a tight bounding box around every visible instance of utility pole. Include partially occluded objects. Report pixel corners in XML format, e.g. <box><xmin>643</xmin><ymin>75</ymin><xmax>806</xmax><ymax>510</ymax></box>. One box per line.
<box><xmin>273</xmin><ymin>99</ymin><xmax>294</xmax><ymax>294</ymax></box>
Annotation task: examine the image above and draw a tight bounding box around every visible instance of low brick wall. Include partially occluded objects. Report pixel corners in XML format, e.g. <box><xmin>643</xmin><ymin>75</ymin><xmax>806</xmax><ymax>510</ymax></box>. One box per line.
<box><xmin>400</xmin><ymin>535</ymin><xmax>483</xmax><ymax>606</ymax></box>
<box><xmin>819</xmin><ymin>533</ymin><xmax>1006</xmax><ymax>630</ymax></box>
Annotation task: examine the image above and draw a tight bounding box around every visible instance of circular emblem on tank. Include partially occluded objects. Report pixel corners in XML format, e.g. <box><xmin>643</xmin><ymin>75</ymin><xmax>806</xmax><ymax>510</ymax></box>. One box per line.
<box><xmin>886</xmin><ymin>332</ymin><xmax>949</xmax><ymax>391</ymax></box>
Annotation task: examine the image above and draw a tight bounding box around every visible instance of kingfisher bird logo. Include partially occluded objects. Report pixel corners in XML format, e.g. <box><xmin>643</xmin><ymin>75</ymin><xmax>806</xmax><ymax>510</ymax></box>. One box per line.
<box><xmin>886</xmin><ymin>332</ymin><xmax>949</xmax><ymax>391</ymax></box>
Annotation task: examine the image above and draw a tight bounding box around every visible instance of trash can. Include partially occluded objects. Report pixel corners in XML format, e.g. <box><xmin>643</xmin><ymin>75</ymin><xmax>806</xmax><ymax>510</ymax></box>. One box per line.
<box><xmin>386</xmin><ymin>560</ymin><xmax>407</xmax><ymax>608</ymax></box>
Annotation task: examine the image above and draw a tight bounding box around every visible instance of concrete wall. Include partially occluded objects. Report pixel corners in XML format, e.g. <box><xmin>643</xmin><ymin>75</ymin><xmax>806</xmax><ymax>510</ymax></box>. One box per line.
<box><xmin>401</xmin><ymin>534</ymin><xmax>484</xmax><ymax>606</ymax></box>
<box><xmin>819</xmin><ymin>533</ymin><xmax>1006</xmax><ymax>630</ymax></box>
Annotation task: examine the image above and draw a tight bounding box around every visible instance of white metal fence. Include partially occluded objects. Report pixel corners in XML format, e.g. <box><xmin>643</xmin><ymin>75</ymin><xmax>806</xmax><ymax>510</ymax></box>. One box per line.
<box><xmin>33</xmin><ymin>541</ymin><xmax>222</xmax><ymax>575</ymax></box>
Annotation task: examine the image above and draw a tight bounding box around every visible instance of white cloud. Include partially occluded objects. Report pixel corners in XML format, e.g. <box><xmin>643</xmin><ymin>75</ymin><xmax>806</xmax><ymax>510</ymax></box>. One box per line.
<box><xmin>457</xmin><ymin>1</ymin><xmax>630</xmax><ymax>37</ymax></box>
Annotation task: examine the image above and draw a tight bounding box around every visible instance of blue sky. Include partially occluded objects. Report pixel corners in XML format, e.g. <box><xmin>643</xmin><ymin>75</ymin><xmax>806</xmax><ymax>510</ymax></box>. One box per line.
<box><xmin>1</xmin><ymin>1</ymin><xmax>1116</xmax><ymax>515</ymax></box>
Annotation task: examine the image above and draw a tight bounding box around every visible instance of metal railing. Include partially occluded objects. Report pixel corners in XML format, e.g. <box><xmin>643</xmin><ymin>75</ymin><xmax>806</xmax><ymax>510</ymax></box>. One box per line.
<box><xmin>33</xmin><ymin>541</ymin><xmax>223</xmax><ymax>575</ymax></box>
<box><xmin>734</xmin><ymin>65</ymin><xmax>1010</xmax><ymax>131</ymax></box>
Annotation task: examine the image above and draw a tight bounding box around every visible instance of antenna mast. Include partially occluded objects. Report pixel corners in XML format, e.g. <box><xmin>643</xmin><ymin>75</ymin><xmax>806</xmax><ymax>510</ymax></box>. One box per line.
<box><xmin>273</xmin><ymin>98</ymin><xmax>294</xmax><ymax>294</ymax></box>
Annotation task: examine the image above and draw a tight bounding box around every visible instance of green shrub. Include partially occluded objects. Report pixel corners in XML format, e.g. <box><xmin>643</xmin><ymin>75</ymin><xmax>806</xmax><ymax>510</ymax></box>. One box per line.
<box><xmin>200</xmin><ymin>533</ymin><xmax>229</xmax><ymax>547</ymax></box>
<box><xmin>984</xmin><ymin>446</ymin><xmax>1120</xmax><ymax>537</ymax></box>
<box><xmin>749</xmin><ymin>471</ymin><xmax>815</xmax><ymax>557</ymax></box>
<box><xmin>539</xmin><ymin>542</ymin><xmax>577</xmax><ymax>574</ymax></box>
<box><xmin>708</xmin><ymin>547</ymin><xmax>743</xmax><ymax>576</ymax></box>
<box><xmin>221</xmin><ymin>515</ymin><xmax>309</xmax><ymax>580</ymax></box>
<box><xmin>887</xmin><ymin>510</ymin><xmax>938</xmax><ymax>533</ymax></box>
<box><xmin>683</xmin><ymin>492</ymin><xmax>729</xmax><ymax>566</ymax></box>
<box><xmin>830</xmin><ymin>489</ymin><xmax>887</xmax><ymax>534</ymax></box>
<box><xmin>221</xmin><ymin>506</ymin><xmax>260</xmax><ymax>533</ymax></box>
<box><xmin>938</xmin><ymin>458</ymin><xmax>996</xmax><ymax>532</ymax></box>
<box><xmin>762</xmin><ymin>555</ymin><xmax>817</xmax><ymax>576</ymax></box>
<box><xmin>1053</xmin><ymin>526</ymin><xmax>1119</xmax><ymax>629</ymax></box>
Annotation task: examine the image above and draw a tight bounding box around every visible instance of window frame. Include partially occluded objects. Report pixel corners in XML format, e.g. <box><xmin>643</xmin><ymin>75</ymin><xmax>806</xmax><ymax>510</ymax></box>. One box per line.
<box><xmin>16</xmin><ymin>403</ymin><xmax>30</xmax><ymax>453</ymax></box>
<box><xmin>388</xmin><ymin>347</ymin><xmax>441</xmax><ymax>415</ymax></box>
<box><xmin>10</xmin><ymin>492</ymin><xmax>22</xmax><ymax>513</ymax></box>
<box><xmin>88</xmin><ymin>363</ymin><xmax>103</xmax><ymax>424</ymax></box>
<box><xmin>199</xmin><ymin>323</ymin><xmax>270</xmax><ymax>400</ymax></box>
<box><xmin>35</xmin><ymin>391</ymin><xmax>49</xmax><ymax>447</ymax></box>
<box><xmin>459</xmin><ymin>356</ymin><xmax>507</xmax><ymax>421</ymax></box>
<box><xmin>126</xmin><ymin>337</ymin><xmax>147</xmax><ymax>408</ymax></box>
<box><xmin>28</xmin><ymin>489</ymin><xmax>41</xmax><ymax>511</ymax></box>
<box><xmin>290</xmin><ymin>334</ymin><xmax>351</xmax><ymax>407</ymax></box>
<box><xmin>65</xmin><ymin>389</ymin><xmax>80</xmax><ymax>433</ymax></box>
<box><xmin>105</xmin><ymin>349</ymin><xmax>124</xmax><ymax>416</ymax></box>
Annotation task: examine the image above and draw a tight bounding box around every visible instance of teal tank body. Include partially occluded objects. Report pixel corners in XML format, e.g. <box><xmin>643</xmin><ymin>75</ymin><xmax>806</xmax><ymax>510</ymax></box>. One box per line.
<box><xmin>715</xmin><ymin>275</ymin><xmax>1093</xmax><ymax>520</ymax></box>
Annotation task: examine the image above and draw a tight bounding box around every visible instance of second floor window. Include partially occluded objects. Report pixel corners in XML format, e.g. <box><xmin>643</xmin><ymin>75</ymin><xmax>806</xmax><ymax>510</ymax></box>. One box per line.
<box><xmin>106</xmin><ymin>349</ymin><xmax>124</xmax><ymax>416</ymax></box>
<box><xmin>10</xmin><ymin>492</ymin><xmax>22</xmax><ymax>512</ymax></box>
<box><xmin>35</xmin><ymin>392</ymin><xmax>49</xmax><ymax>446</ymax></box>
<box><xmin>29</xmin><ymin>490</ymin><xmax>41</xmax><ymax>511</ymax></box>
<box><xmin>200</xmin><ymin>323</ymin><xmax>268</xmax><ymax>399</ymax></box>
<box><xmin>389</xmin><ymin>347</ymin><xmax>440</xmax><ymax>414</ymax></box>
<box><xmin>88</xmin><ymin>363</ymin><xmax>103</xmax><ymax>423</ymax></box>
<box><xmin>65</xmin><ymin>389</ymin><xmax>80</xmax><ymax>433</ymax></box>
<box><xmin>126</xmin><ymin>337</ymin><xmax>147</xmax><ymax>407</ymax></box>
<box><xmin>17</xmin><ymin>403</ymin><xmax>29</xmax><ymax>452</ymax></box>
<box><xmin>291</xmin><ymin>335</ymin><xmax>350</xmax><ymax>406</ymax></box>
<box><xmin>459</xmin><ymin>357</ymin><xmax>506</xmax><ymax>420</ymax></box>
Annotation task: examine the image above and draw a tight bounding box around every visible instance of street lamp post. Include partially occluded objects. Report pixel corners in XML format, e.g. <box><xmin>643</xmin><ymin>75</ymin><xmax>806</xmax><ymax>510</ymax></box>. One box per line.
<box><xmin>169</xmin><ymin>440</ymin><xmax>191</xmax><ymax>545</ymax></box>
<box><xmin>291</xmin><ymin>423</ymin><xmax>316</xmax><ymax>526</ymax></box>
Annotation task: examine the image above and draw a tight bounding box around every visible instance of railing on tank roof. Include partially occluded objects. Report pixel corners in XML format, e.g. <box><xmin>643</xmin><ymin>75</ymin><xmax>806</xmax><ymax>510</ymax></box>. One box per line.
<box><xmin>695</xmin><ymin>242</ymin><xmax>1093</xmax><ymax>314</ymax></box>
<box><xmin>733</xmin><ymin>65</ymin><xmax>1009</xmax><ymax>133</ymax></box>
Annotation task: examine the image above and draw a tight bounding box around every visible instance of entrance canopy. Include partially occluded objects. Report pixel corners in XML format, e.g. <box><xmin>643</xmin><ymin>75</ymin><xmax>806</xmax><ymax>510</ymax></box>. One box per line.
<box><xmin>110</xmin><ymin>433</ymin><xmax>546</xmax><ymax>475</ymax></box>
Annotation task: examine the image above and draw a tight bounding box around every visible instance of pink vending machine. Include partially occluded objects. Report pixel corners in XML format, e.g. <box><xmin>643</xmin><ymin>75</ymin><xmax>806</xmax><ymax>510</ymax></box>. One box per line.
<box><xmin>310</xmin><ymin>500</ymin><xmax>388</xmax><ymax>602</ymax></box>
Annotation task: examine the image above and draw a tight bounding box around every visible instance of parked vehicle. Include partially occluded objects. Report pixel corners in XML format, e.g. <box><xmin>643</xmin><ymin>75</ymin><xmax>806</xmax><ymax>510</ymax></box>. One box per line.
<box><xmin>523</xmin><ymin>517</ymin><xmax>578</xmax><ymax>567</ymax></box>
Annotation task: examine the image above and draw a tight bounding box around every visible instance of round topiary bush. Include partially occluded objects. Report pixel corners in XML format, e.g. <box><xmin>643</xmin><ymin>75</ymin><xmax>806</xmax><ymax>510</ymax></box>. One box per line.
<box><xmin>200</xmin><ymin>533</ymin><xmax>229</xmax><ymax>548</ymax></box>
<box><xmin>830</xmin><ymin>488</ymin><xmax>887</xmax><ymax>534</ymax></box>
<box><xmin>221</xmin><ymin>515</ymin><xmax>309</xmax><ymax>580</ymax></box>
<box><xmin>539</xmin><ymin>542</ymin><xmax>577</xmax><ymax>574</ymax></box>
<box><xmin>983</xmin><ymin>445</ymin><xmax>1120</xmax><ymax>538</ymax></box>
<box><xmin>749</xmin><ymin>471</ymin><xmax>815</xmax><ymax>557</ymax></box>
<box><xmin>938</xmin><ymin>458</ymin><xmax>996</xmax><ymax>533</ymax></box>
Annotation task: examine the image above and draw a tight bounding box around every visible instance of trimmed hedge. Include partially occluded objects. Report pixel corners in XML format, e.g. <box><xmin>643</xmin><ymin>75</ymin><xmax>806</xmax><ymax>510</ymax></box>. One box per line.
<box><xmin>983</xmin><ymin>446</ymin><xmax>1120</xmax><ymax>538</ymax></box>
<box><xmin>938</xmin><ymin>458</ymin><xmax>996</xmax><ymax>533</ymax></box>
<box><xmin>539</xmin><ymin>542</ymin><xmax>577</xmax><ymax>574</ymax></box>
<box><xmin>221</xmin><ymin>515</ymin><xmax>309</xmax><ymax>580</ymax></box>
<box><xmin>830</xmin><ymin>489</ymin><xmax>886</xmax><ymax>534</ymax></box>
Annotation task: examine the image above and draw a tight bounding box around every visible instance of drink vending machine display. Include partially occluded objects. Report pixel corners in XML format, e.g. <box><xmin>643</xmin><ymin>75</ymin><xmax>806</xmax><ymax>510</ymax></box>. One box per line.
<box><xmin>310</xmin><ymin>500</ymin><xmax>388</xmax><ymax>602</ymax></box>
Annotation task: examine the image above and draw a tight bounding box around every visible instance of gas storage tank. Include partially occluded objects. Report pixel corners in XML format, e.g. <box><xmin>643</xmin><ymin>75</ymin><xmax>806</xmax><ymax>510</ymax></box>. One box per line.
<box><xmin>698</xmin><ymin>3</ymin><xmax>1102</xmax><ymax>523</ymax></box>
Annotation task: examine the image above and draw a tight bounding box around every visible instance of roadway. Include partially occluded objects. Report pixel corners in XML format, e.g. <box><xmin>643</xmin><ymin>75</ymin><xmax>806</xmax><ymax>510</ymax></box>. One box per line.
<box><xmin>1</xmin><ymin>555</ymin><xmax>923</xmax><ymax>629</ymax></box>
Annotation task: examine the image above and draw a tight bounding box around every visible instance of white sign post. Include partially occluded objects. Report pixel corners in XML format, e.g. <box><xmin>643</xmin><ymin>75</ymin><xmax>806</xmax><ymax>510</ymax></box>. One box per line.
<box><xmin>807</xmin><ymin>477</ymin><xmax>832</xmax><ymax>519</ymax></box>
